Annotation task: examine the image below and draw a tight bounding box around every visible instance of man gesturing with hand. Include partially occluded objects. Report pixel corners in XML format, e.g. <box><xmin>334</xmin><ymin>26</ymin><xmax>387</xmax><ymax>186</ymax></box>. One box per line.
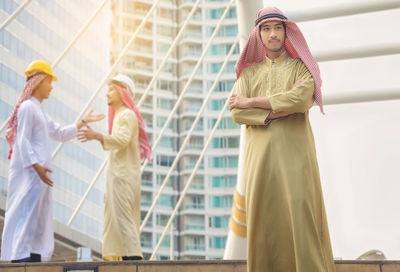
<box><xmin>1</xmin><ymin>60</ymin><xmax>104</xmax><ymax>263</ymax></box>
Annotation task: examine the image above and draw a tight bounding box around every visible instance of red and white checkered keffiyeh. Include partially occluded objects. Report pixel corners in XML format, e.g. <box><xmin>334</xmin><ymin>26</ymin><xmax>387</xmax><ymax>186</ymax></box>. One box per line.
<box><xmin>235</xmin><ymin>7</ymin><xmax>324</xmax><ymax>113</ymax></box>
<box><xmin>5</xmin><ymin>74</ymin><xmax>48</xmax><ymax>159</ymax></box>
<box><xmin>108</xmin><ymin>83</ymin><xmax>152</xmax><ymax>161</ymax></box>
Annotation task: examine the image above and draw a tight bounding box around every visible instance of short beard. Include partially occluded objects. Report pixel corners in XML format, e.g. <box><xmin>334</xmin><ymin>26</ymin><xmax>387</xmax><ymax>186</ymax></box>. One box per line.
<box><xmin>269</xmin><ymin>45</ymin><xmax>284</xmax><ymax>52</ymax></box>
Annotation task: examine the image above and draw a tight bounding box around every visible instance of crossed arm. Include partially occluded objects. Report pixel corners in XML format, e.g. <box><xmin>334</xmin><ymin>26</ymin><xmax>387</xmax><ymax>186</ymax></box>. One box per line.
<box><xmin>229</xmin><ymin>78</ymin><xmax>307</xmax><ymax>125</ymax></box>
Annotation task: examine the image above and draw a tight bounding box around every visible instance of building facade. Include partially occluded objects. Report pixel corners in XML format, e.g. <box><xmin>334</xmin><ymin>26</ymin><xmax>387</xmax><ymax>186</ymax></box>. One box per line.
<box><xmin>0</xmin><ymin>0</ymin><xmax>240</xmax><ymax>260</ymax></box>
<box><xmin>110</xmin><ymin>0</ymin><xmax>240</xmax><ymax>260</ymax></box>
<box><xmin>0</xmin><ymin>0</ymin><xmax>110</xmax><ymax>253</ymax></box>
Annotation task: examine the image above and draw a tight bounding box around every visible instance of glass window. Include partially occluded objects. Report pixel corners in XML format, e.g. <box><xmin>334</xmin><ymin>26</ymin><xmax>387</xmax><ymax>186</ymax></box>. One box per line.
<box><xmin>141</xmin><ymin>233</ymin><xmax>152</xmax><ymax>248</ymax></box>
<box><xmin>227</xmin><ymin>156</ymin><xmax>238</xmax><ymax>168</ymax></box>
<box><xmin>209</xmin><ymin>196</ymin><xmax>233</xmax><ymax>208</ymax></box>
<box><xmin>208</xmin><ymin>100</ymin><xmax>224</xmax><ymax>111</ymax></box>
<box><xmin>157</xmin><ymin>155</ymin><xmax>174</xmax><ymax>167</ymax></box>
<box><xmin>141</xmin><ymin>192</ymin><xmax>152</xmax><ymax>206</ymax></box>
<box><xmin>212</xmin><ymin>138</ymin><xmax>223</xmax><ymax>148</ymax></box>
<box><xmin>209</xmin><ymin>236</ymin><xmax>227</xmax><ymax>249</ymax></box>
<box><xmin>160</xmin><ymin>136</ymin><xmax>174</xmax><ymax>148</ymax></box>
<box><xmin>157</xmin><ymin>174</ymin><xmax>174</xmax><ymax>187</ymax></box>
<box><xmin>209</xmin><ymin>157</ymin><xmax>224</xmax><ymax>168</ymax></box>
<box><xmin>156</xmin><ymin>214</ymin><xmax>169</xmax><ymax>226</ymax></box>
<box><xmin>227</xmin><ymin>137</ymin><xmax>239</xmax><ymax>148</ymax></box>
<box><xmin>210</xmin><ymin>176</ymin><xmax>223</xmax><ymax>188</ymax></box>
<box><xmin>159</xmin><ymin>98</ymin><xmax>173</xmax><ymax>110</ymax></box>
<box><xmin>156</xmin><ymin>234</ymin><xmax>170</xmax><ymax>248</ymax></box>
<box><xmin>157</xmin><ymin>116</ymin><xmax>174</xmax><ymax>129</ymax></box>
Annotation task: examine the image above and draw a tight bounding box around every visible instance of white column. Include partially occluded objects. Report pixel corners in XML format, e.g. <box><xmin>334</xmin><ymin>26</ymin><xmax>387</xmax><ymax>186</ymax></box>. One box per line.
<box><xmin>223</xmin><ymin>0</ymin><xmax>263</xmax><ymax>260</ymax></box>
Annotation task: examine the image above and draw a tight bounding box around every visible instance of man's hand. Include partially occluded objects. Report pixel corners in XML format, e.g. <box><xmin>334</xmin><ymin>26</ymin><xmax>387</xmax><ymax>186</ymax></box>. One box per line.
<box><xmin>267</xmin><ymin>111</ymin><xmax>293</xmax><ymax>120</ymax></box>
<box><xmin>229</xmin><ymin>94</ymin><xmax>251</xmax><ymax>111</ymax></box>
<box><xmin>77</xmin><ymin>109</ymin><xmax>105</xmax><ymax>129</ymax></box>
<box><xmin>83</xmin><ymin>109</ymin><xmax>105</xmax><ymax>123</ymax></box>
<box><xmin>33</xmin><ymin>163</ymin><xmax>54</xmax><ymax>187</ymax></box>
<box><xmin>78</xmin><ymin>125</ymin><xmax>103</xmax><ymax>143</ymax></box>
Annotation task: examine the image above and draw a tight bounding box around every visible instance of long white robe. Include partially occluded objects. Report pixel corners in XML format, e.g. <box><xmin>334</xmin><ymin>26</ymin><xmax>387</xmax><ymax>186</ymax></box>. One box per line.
<box><xmin>1</xmin><ymin>97</ymin><xmax>77</xmax><ymax>261</ymax></box>
<box><xmin>102</xmin><ymin>106</ymin><xmax>142</xmax><ymax>259</ymax></box>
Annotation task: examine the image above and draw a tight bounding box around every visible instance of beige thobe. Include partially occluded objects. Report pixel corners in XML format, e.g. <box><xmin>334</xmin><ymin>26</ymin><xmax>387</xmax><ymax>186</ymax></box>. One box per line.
<box><xmin>231</xmin><ymin>53</ymin><xmax>335</xmax><ymax>272</ymax></box>
<box><xmin>102</xmin><ymin>106</ymin><xmax>142</xmax><ymax>259</ymax></box>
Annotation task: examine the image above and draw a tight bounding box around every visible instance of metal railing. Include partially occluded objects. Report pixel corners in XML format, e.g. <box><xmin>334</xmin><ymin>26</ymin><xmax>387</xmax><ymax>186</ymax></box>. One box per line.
<box><xmin>0</xmin><ymin>0</ymin><xmax>110</xmax><ymax>134</ymax></box>
<box><xmin>65</xmin><ymin>0</ymin><xmax>203</xmax><ymax>227</ymax></box>
<box><xmin>140</xmin><ymin>35</ymin><xmax>239</xmax><ymax>233</ymax></box>
<box><xmin>0</xmin><ymin>0</ymin><xmax>33</xmax><ymax>32</ymax></box>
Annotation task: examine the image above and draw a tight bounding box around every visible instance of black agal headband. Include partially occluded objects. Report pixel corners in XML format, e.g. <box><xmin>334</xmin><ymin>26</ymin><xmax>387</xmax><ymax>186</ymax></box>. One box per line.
<box><xmin>255</xmin><ymin>13</ymin><xmax>288</xmax><ymax>26</ymax></box>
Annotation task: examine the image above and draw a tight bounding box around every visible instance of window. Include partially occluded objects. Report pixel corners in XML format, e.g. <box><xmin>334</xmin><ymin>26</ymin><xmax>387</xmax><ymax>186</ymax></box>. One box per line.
<box><xmin>156</xmin><ymin>174</ymin><xmax>174</xmax><ymax>188</ymax></box>
<box><xmin>208</xmin><ymin>62</ymin><xmax>235</xmax><ymax>74</ymax></box>
<box><xmin>209</xmin><ymin>236</ymin><xmax>227</xmax><ymax>249</ymax></box>
<box><xmin>212</xmin><ymin>138</ymin><xmax>224</xmax><ymax>148</ymax></box>
<box><xmin>209</xmin><ymin>157</ymin><xmax>224</xmax><ymax>168</ymax></box>
<box><xmin>186</xmin><ymin>236</ymin><xmax>205</xmax><ymax>250</ymax></box>
<box><xmin>156</xmin><ymin>214</ymin><xmax>169</xmax><ymax>226</ymax></box>
<box><xmin>208</xmin><ymin>25</ymin><xmax>237</xmax><ymax>37</ymax></box>
<box><xmin>209</xmin><ymin>195</ymin><xmax>233</xmax><ymax>208</ymax></box>
<box><xmin>209</xmin><ymin>176</ymin><xmax>236</xmax><ymax>188</ymax></box>
<box><xmin>227</xmin><ymin>137</ymin><xmax>239</xmax><ymax>148</ymax></box>
<box><xmin>185</xmin><ymin>215</ymin><xmax>205</xmax><ymax>230</ymax></box>
<box><xmin>210</xmin><ymin>44</ymin><xmax>240</xmax><ymax>56</ymax></box>
<box><xmin>208</xmin><ymin>8</ymin><xmax>236</xmax><ymax>19</ymax></box>
<box><xmin>186</xmin><ymin>196</ymin><xmax>204</xmax><ymax>209</ymax></box>
<box><xmin>141</xmin><ymin>233</ymin><xmax>152</xmax><ymax>248</ymax></box>
<box><xmin>156</xmin><ymin>234</ymin><xmax>170</xmax><ymax>248</ymax></box>
<box><xmin>157</xmin><ymin>155</ymin><xmax>174</xmax><ymax>167</ymax></box>
<box><xmin>156</xmin><ymin>116</ymin><xmax>174</xmax><ymax>129</ymax></box>
<box><xmin>207</xmin><ymin>80</ymin><xmax>235</xmax><ymax>92</ymax></box>
<box><xmin>183</xmin><ymin>100</ymin><xmax>202</xmax><ymax>112</ymax></box>
<box><xmin>227</xmin><ymin>156</ymin><xmax>238</xmax><ymax>168</ymax></box>
<box><xmin>208</xmin><ymin>100</ymin><xmax>224</xmax><ymax>111</ymax></box>
<box><xmin>141</xmin><ymin>192</ymin><xmax>152</xmax><ymax>206</ymax></box>
<box><xmin>208</xmin><ymin>156</ymin><xmax>238</xmax><ymax>168</ymax></box>
<box><xmin>209</xmin><ymin>216</ymin><xmax>229</xmax><ymax>228</ymax></box>
<box><xmin>158</xmin><ymin>195</ymin><xmax>173</xmax><ymax>206</ymax></box>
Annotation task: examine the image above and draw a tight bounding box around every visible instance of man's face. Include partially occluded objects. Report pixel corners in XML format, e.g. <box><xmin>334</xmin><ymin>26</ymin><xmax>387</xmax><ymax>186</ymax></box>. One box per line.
<box><xmin>106</xmin><ymin>84</ymin><xmax>122</xmax><ymax>106</ymax></box>
<box><xmin>34</xmin><ymin>76</ymin><xmax>53</xmax><ymax>100</ymax></box>
<box><xmin>260</xmin><ymin>20</ymin><xmax>286</xmax><ymax>53</ymax></box>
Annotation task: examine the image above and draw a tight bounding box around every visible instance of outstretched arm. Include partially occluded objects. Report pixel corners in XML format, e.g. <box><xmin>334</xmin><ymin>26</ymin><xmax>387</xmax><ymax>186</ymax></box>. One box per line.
<box><xmin>78</xmin><ymin>111</ymin><xmax>136</xmax><ymax>151</ymax></box>
<box><xmin>47</xmin><ymin>109</ymin><xmax>105</xmax><ymax>141</ymax></box>
<box><xmin>77</xmin><ymin>125</ymin><xmax>104</xmax><ymax>144</ymax></box>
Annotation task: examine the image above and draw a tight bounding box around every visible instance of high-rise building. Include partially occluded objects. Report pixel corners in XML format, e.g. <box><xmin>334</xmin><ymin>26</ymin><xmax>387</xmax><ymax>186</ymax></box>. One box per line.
<box><xmin>0</xmin><ymin>0</ymin><xmax>109</xmax><ymax>256</ymax></box>
<box><xmin>110</xmin><ymin>0</ymin><xmax>240</xmax><ymax>260</ymax></box>
<box><xmin>0</xmin><ymin>0</ymin><xmax>240</xmax><ymax>260</ymax></box>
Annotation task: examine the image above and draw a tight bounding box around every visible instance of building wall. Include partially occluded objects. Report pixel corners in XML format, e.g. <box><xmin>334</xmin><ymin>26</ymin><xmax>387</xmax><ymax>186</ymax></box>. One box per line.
<box><xmin>111</xmin><ymin>0</ymin><xmax>239</xmax><ymax>260</ymax></box>
<box><xmin>0</xmin><ymin>0</ymin><xmax>110</xmax><ymax>244</ymax></box>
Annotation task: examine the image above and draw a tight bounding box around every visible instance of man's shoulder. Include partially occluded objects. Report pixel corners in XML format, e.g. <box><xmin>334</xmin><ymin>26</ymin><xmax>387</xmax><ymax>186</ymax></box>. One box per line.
<box><xmin>240</xmin><ymin>61</ymin><xmax>265</xmax><ymax>78</ymax></box>
<box><xmin>19</xmin><ymin>99</ymin><xmax>36</xmax><ymax>113</ymax></box>
<box><xmin>120</xmin><ymin>108</ymin><xmax>137</xmax><ymax>122</ymax></box>
<box><xmin>288</xmin><ymin>56</ymin><xmax>307</xmax><ymax>69</ymax></box>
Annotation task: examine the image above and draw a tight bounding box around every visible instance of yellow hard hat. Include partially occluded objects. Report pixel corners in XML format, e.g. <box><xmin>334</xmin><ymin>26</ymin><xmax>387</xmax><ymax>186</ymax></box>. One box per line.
<box><xmin>25</xmin><ymin>60</ymin><xmax>57</xmax><ymax>81</ymax></box>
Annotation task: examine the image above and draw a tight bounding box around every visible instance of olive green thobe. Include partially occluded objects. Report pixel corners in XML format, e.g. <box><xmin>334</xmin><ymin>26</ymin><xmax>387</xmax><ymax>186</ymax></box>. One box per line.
<box><xmin>102</xmin><ymin>106</ymin><xmax>142</xmax><ymax>260</ymax></box>
<box><xmin>231</xmin><ymin>53</ymin><xmax>335</xmax><ymax>272</ymax></box>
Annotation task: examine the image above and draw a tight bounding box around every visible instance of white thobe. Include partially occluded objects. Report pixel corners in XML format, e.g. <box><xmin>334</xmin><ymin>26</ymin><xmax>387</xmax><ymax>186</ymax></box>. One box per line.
<box><xmin>1</xmin><ymin>97</ymin><xmax>77</xmax><ymax>261</ymax></box>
